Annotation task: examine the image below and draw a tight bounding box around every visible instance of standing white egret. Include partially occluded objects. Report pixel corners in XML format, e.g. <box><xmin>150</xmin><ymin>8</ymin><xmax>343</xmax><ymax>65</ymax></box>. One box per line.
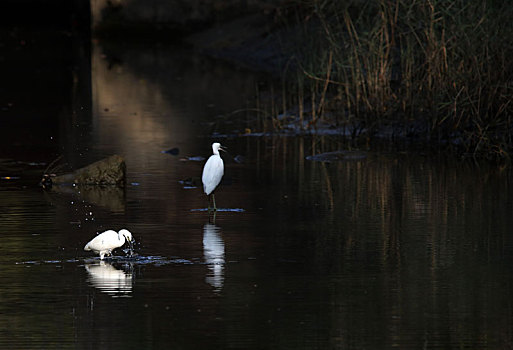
<box><xmin>202</xmin><ymin>142</ymin><xmax>225</xmax><ymax>211</ymax></box>
<box><xmin>84</xmin><ymin>229</ymin><xmax>134</xmax><ymax>260</ymax></box>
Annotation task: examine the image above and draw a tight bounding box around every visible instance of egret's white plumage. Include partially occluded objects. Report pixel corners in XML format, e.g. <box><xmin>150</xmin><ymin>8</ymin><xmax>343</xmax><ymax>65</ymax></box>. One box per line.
<box><xmin>202</xmin><ymin>143</ymin><xmax>225</xmax><ymax>210</ymax></box>
<box><xmin>84</xmin><ymin>229</ymin><xmax>134</xmax><ymax>260</ymax></box>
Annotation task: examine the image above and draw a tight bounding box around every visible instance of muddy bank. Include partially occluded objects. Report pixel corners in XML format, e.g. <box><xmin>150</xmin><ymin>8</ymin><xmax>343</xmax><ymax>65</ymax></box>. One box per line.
<box><xmin>92</xmin><ymin>1</ymin><xmax>295</xmax><ymax>74</ymax></box>
<box><xmin>93</xmin><ymin>0</ymin><xmax>286</xmax><ymax>46</ymax></box>
<box><xmin>184</xmin><ymin>12</ymin><xmax>293</xmax><ymax>75</ymax></box>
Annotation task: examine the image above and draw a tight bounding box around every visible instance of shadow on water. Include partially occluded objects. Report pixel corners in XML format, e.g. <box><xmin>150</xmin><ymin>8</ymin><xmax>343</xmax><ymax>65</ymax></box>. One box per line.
<box><xmin>2</xmin><ymin>33</ymin><xmax>513</xmax><ymax>349</ymax></box>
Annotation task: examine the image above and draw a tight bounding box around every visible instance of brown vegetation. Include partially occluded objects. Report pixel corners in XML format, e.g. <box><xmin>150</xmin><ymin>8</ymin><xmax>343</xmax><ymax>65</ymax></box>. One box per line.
<box><xmin>271</xmin><ymin>0</ymin><xmax>513</xmax><ymax>159</ymax></box>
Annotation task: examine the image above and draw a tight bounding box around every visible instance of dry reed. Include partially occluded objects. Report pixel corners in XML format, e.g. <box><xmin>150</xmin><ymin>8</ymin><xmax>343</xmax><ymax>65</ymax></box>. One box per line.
<box><xmin>270</xmin><ymin>0</ymin><xmax>513</xmax><ymax>159</ymax></box>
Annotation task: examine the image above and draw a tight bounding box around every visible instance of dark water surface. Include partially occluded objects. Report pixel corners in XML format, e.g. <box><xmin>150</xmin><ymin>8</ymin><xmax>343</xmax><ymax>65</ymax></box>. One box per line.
<box><xmin>2</xmin><ymin>40</ymin><xmax>513</xmax><ymax>349</ymax></box>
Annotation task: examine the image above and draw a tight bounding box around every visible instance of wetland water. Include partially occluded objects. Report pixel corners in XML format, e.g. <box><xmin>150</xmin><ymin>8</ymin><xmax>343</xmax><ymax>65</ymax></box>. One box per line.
<box><xmin>1</xmin><ymin>40</ymin><xmax>513</xmax><ymax>349</ymax></box>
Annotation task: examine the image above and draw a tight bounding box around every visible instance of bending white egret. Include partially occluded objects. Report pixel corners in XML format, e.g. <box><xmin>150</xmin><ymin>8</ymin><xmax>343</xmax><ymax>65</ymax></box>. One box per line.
<box><xmin>84</xmin><ymin>229</ymin><xmax>134</xmax><ymax>260</ymax></box>
<box><xmin>202</xmin><ymin>142</ymin><xmax>225</xmax><ymax>211</ymax></box>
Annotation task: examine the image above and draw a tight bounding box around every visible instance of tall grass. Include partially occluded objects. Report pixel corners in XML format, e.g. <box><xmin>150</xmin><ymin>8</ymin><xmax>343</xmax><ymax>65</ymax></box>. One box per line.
<box><xmin>275</xmin><ymin>0</ymin><xmax>513</xmax><ymax>158</ymax></box>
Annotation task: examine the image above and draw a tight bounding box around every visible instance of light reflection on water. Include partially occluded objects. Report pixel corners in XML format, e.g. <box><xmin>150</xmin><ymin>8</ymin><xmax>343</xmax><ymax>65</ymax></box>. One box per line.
<box><xmin>1</xmin><ymin>39</ymin><xmax>513</xmax><ymax>350</ymax></box>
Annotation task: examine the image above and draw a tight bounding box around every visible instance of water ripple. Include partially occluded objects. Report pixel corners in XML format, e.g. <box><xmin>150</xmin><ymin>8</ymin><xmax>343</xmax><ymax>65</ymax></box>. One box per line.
<box><xmin>190</xmin><ymin>208</ymin><xmax>245</xmax><ymax>212</ymax></box>
<box><xmin>16</xmin><ymin>255</ymin><xmax>195</xmax><ymax>266</ymax></box>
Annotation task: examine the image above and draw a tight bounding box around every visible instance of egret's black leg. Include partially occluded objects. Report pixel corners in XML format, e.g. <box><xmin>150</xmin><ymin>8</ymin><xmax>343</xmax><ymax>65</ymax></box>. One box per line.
<box><xmin>212</xmin><ymin>193</ymin><xmax>217</xmax><ymax>211</ymax></box>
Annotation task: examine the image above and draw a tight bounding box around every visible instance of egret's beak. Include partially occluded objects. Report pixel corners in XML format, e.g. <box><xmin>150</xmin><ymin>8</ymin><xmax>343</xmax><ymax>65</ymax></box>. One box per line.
<box><xmin>219</xmin><ymin>145</ymin><xmax>227</xmax><ymax>152</ymax></box>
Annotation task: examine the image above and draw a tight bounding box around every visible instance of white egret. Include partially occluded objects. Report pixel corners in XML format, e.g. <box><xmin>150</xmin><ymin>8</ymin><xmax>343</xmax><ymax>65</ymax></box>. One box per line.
<box><xmin>202</xmin><ymin>142</ymin><xmax>225</xmax><ymax>211</ymax></box>
<box><xmin>84</xmin><ymin>229</ymin><xmax>134</xmax><ymax>260</ymax></box>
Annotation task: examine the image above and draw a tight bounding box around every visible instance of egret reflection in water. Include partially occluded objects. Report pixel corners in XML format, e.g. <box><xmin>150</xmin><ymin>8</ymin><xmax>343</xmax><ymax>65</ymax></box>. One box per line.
<box><xmin>203</xmin><ymin>223</ymin><xmax>225</xmax><ymax>292</ymax></box>
<box><xmin>85</xmin><ymin>260</ymin><xmax>133</xmax><ymax>297</ymax></box>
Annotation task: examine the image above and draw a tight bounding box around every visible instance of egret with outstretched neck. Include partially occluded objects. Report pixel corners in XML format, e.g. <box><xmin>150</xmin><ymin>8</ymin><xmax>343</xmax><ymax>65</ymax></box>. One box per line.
<box><xmin>202</xmin><ymin>142</ymin><xmax>225</xmax><ymax>211</ymax></box>
<box><xmin>84</xmin><ymin>229</ymin><xmax>134</xmax><ymax>260</ymax></box>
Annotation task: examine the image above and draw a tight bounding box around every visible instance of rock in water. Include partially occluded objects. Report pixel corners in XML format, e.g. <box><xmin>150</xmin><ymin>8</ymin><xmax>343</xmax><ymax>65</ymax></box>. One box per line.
<box><xmin>42</xmin><ymin>155</ymin><xmax>126</xmax><ymax>187</ymax></box>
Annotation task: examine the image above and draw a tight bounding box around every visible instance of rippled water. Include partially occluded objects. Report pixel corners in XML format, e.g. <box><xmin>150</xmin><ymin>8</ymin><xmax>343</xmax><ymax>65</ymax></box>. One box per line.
<box><xmin>1</xmin><ymin>39</ymin><xmax>513</xmax><ymax>349</ymax></box>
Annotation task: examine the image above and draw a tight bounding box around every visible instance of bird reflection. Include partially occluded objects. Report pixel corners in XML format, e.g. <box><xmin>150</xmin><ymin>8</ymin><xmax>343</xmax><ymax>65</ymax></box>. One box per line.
<box><xmin>84</xmin><ymin>260</ymin><xmax>133</xmax><ymax>297</ymax></box>
<box><xmin>203</xmin><ymin>223</ymin><xmax>225</xmax><ymax>292</ymax></box>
